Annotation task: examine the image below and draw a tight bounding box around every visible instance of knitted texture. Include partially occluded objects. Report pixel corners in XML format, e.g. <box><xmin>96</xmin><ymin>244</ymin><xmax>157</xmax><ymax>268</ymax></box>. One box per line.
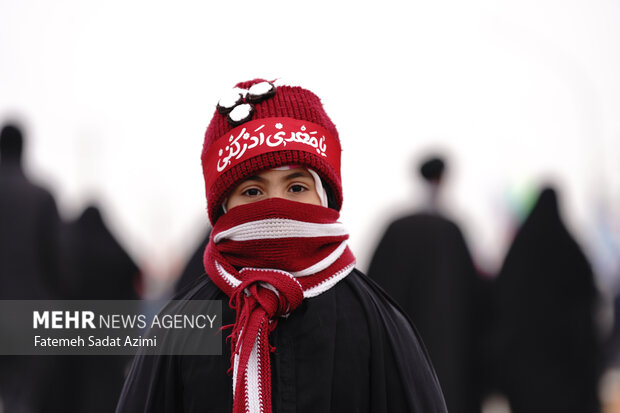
<box><xmin>203</xmin><ymin>197</ymin><xmax>356</xmax><ymax>413</ymax></box>
<box><xmin>202</xmin><ymin>79</ymin><xmax>342</xmax><ymax>224</ymax></box>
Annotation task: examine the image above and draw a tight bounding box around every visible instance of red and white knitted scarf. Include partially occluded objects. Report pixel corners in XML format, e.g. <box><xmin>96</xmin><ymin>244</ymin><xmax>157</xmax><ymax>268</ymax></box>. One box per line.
<box><xmin>203</xmin><ymin>197</ymin><xmax>356</xmax><ymax>413</ymax></box>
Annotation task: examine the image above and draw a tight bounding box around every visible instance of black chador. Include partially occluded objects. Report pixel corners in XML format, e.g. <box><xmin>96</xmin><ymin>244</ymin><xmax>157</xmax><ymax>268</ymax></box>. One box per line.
<box><xmin>0</xmin><ymin>124</ymin><xmax>61</xmax><ymax>300</ymax></box>
<box><xmin>59</xmin><ymin>205</ymin><xmax>140</xmax><ymax>300</ymax></box>
<box><xmin>58</xmin><ymin>205</ymin><xmax>140</xmax><ymax>413</ymax></box>
<box><xmin>0</xmin><ymin>124</ymin><xmax>64</xmax><ymax>412</ymax></box>
<box><xmin>116</xmin><ymin>270</ymin><xmax>448</xmax><ymax>413</ymax></box>
<box><xmin>368</xmin><ymin>156</ymin><xmax>483</xmax><ymax>413</ymax></box>
<box><xmin>492</xmin><ymin>187</ymin><xmax>601</xmax><ymax>413</ymax></box>
<box><xmin>368</xmin><ymin>213</ymin><xmax>481</xmax><ymax>413</ymax></box>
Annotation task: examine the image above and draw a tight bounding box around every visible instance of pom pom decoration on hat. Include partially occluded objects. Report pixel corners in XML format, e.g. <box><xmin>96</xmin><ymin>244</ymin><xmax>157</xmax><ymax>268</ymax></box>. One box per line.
<box><xmin>216</xmin><ymin>81</ymin><xmax>277</xmax><ymax>126</ymax></box>
<box><xmin>201</xmin><ymin>79</ymin><xmax>344</xmax><ymax>225</ymax></box>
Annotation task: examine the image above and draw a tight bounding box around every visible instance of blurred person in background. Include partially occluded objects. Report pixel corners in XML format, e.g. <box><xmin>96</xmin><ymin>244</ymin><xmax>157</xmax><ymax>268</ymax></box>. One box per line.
<box><xmin>58</xmin><ymin>204</ymin><xmax>140</xmax><ymax>301</ymax></box>
<box><xmin>0</xmin><ymin>123</ymin><xmax>61</xmax><ymax>299</ymax></box>
<box><xmin>368</xmin><ymin>155</ymin><xmax>486</xmax><ymax>413</ymax></box>
<box><xmin>58</xmin><ymin>204</ymin><xmax>141</xmax><ymax>413</ymax></box>
<box><xmin>491</xmin><ymin>187</ymin><xmax>601</xmax><ymax>413</ymax></box>
<box><xmin>0</xmin><ymin>122</ymin><xmax>62</xmax><ymax>412</ymax></box>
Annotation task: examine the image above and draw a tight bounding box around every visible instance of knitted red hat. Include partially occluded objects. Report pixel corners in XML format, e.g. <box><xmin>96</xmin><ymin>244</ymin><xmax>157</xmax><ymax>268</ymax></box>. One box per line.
<box><xmin>201</xmin><ymin>79</ymin><xmax>343</xmax><ymax>224</ymax></box>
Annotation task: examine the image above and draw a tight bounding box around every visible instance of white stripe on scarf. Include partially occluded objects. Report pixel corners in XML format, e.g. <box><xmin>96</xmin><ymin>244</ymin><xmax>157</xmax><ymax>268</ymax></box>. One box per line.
<box><xmin>292</xmin><ymin>241</ymin><xmax>348</xmax><ymax>277</ymax></box>
<box><xmin>246</xmin><ymin>332</ymin><xmax>261</xmax><ymax>413</ymax></box>
<box><xmin>303</xmin><ymin>263</ymin><xmax>356</xmax><ymax>298</ymax></box>
<box><xmin>232</xmin><ymin>333</ymin><xmax>241</xmax><ymax>398</ymax></box>
<box><xmin>213</xmin><ymin>218</ymin><xmax>348</xmax><ymax>243</ymax></box>
<box><xmin>215</xmin><ymin>261</ymin><xmax>242</xmax><ymax>288</ymax></box>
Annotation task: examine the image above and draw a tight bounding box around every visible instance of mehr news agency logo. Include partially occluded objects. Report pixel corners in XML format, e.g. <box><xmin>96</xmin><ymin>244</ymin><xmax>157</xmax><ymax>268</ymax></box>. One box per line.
<box><xmin>26</xmin><ymin>302</ymin><xmax>220</xmax><ymax>352</ymax></box>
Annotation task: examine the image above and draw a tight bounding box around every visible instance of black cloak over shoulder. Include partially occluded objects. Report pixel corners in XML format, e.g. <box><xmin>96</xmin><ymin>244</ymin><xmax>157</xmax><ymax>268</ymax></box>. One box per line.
<box><xmin>116</xmin><ymin>269</ymin><xmax>448</xmax><ymax>413</ymax></box>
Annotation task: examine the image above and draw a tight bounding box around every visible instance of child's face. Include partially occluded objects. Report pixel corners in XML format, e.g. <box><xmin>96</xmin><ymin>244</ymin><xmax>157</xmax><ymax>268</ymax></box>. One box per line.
<box><xmin>226</xmin><ymin>167</ymin><xmax>321</xmax><ymax>211</ymax></box>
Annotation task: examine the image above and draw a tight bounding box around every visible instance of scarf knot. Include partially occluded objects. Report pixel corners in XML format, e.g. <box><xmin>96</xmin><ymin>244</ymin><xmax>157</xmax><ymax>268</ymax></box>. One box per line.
<box><xmin>236</xmin><ymin>268</ymin><xmax>304</xmax><ymax>319</ymax></box>
<box><xmin>227</xmin><ymin>268</ymin><xmax>304</xmax><ymax>358</ymax></box>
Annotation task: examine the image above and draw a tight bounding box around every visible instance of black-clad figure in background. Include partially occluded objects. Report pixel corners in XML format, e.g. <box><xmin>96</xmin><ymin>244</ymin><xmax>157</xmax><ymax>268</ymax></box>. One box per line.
<box><xmin>59</xmin><ymin>205</ymin><xmax>140</xmax><ymax>300</ymax></box>
<box><xmin>0</xmin><ymin>123</ymin><xmax>61</xmax><ymax>299</ymax></box>
<box><xmin>0</xmin><ymin>123</ymin><xmax>62</xmax><ymax>412</ymax></box>
<box><xmin>491</xmin><ymin>187</ymin><xmax>601</xmax><ymax>413</ymax></box>
<box><xmin>368</xmin><ymin>156</ymin><xmax>484</xmax><ymax>413</ymax></box>
<box><xmin>58</xmin><ymin>205</ymin><xmax>141</xmax><ymax>413</ymax></box>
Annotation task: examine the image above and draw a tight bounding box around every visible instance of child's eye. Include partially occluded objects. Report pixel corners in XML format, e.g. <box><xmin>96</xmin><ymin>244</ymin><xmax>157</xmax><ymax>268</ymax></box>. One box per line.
<box><xmin>288</xmin><ymin>184</ymin><xmax>307</xmax><ymax>193</ymax></box>
<box><xmin>242</xmin><ymin>188</ymin><xmax>262</xmax><ymax>196</ymax></box>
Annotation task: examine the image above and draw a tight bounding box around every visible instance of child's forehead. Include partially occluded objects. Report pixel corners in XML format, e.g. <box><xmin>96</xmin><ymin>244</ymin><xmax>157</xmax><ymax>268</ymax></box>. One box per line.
<box><xmin>241</xmin><ymin>166</ymin><xmax>312</xmax><ymax>182</ymax></box>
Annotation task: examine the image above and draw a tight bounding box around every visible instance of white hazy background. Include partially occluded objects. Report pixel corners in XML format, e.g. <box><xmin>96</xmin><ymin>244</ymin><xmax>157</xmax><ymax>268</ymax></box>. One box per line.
<box><xmin>1</xmin><ymin>0</ymin><xmax>619</xmax><ymax>296</ymax></box>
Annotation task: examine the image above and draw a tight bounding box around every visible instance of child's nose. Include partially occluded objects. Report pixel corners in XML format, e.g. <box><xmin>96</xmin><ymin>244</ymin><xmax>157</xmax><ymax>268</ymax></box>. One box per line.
<box><xmin>268</xmin><ymin>187</ymin><xmax>291</xmax><ymax>200</ymax></box>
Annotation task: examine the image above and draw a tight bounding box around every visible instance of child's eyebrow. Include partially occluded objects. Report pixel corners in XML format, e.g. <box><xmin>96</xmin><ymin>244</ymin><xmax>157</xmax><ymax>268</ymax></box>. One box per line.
<box><xmin>284</xmin><ymin>171</ymin><xmax>310</xmax><ymax>180</ymax></box>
